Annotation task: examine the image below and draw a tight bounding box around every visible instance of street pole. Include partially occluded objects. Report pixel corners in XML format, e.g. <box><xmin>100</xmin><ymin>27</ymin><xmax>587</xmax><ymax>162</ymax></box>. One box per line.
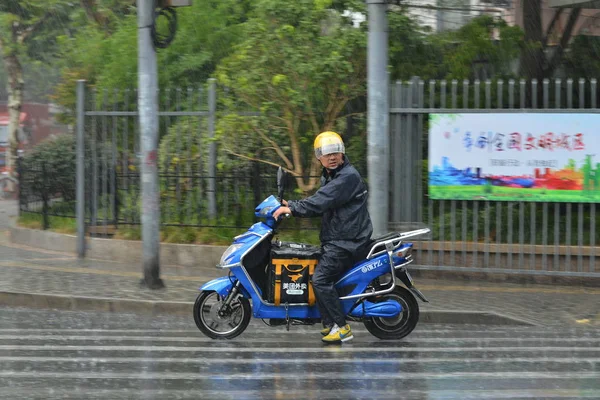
<box><xmin>137</xmin><ymin>0</ymin><xmax>164</xmax><ymax>289</ymax></box>
<box><xmin>367</xmin><ymin>0</ymin><xmax>390</xmax><ymax>236</ymax></box>
<box><xmin>76</xmin><ymin>80</ymin><xmax>86</xmax><ymax>258</ymax></box>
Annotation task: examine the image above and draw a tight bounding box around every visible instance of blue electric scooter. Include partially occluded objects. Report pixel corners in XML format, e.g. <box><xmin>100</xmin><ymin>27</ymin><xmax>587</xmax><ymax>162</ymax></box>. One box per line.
<box><xmin>193</xmin><ymin>167</ymin><xmax>430</xmax><ymax>340</ymax></box>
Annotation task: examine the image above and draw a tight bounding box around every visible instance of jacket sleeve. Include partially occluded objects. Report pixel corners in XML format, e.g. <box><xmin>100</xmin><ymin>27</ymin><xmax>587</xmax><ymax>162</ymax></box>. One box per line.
<box><xmin>287</xmin><ymin>172</ymin><xmax>360</xmax><ymax>218</ymax></box>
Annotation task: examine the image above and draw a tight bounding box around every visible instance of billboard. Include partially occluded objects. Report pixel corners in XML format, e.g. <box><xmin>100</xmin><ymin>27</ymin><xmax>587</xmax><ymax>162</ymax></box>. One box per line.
<box><xmin>428</xmin><ymin>113</ymin><xmax>600</xmax><ymax>202</ymax></box>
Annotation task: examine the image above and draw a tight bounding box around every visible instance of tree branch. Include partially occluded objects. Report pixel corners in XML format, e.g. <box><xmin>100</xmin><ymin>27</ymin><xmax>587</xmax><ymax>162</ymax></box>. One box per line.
<box><xmin>80</xmin><ymin>0</ymin><xmax>111</xmax><ymax>31</ymax></box>
<box><xmin>16</xmin><ymin>12</ymin><xmax>52</xmax><ymax>44</ymax></box>
<box><xmin>544</xmin><ymin>8</ymin><xmax>581</xmax><ymax>77</ymax></box>
<box><xmin>255</xmin><ymin>127</ymin><xmax>294</xmax><ymax>170</ymax></box>
<box><xmin>337</xmin><ymin>111</ymin><xmax>366</xmax><ymax>120</ymax></box>
<box><xmin>223</xmin><ymin>148</ymin><xmax>298</xmax><ymax>177</ymax></box>
<box><xmin>542</xmin><ymin>8</ymin><xmax>563</xmax><ymax>49</ymax></box>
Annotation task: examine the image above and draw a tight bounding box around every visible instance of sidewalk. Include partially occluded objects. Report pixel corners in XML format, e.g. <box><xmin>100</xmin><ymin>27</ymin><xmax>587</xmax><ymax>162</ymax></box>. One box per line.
<box><xmin>1</xmin><ymin>238</ymin><xmax>599</xmax><ymax>327</ymax></box>
<box><xmin>1</xmin><ymin>200</ymin><xmax>599</xmax><ymax>327</ymax></box>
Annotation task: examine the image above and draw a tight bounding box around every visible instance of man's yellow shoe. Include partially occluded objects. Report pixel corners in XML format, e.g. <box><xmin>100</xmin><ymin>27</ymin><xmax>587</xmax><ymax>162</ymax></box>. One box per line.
<box><xmin>322</xmin><ymin>324</ymin><xmax>353</xmax><ymax>343</ymax></box>
<box><xmin>320</xmin><ymin>326</ymin><xmax>332</xmax><ymax>336</ymax></box>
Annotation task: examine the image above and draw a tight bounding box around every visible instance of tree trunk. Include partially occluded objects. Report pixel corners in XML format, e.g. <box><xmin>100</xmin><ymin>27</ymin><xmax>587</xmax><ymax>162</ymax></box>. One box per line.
<box><xmin>544</xmin><ymin>8</ymin><xmax>581</xmax><ymax>78</ymax></box>
<box><xmin>520</xmin><ymin>0</ymin><xmax>544</xmax><ymax>102</ymax></box>
<box><xmin>80</xmin><ymin>0</ymin><xmax>111</xmax><ymax>31</ymax></box>
<box><xmin>521</xmin><ymin>0</ymin><xmax>582</xmax><ymax>104</ymax></box>
<box><xmin>3</xmin><ymin>51</ymin><xmax>24</xmax><ymax>189</ymax></box>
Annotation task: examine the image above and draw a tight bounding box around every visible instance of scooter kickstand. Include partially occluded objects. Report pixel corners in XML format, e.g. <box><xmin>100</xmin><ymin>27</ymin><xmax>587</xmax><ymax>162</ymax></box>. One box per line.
<box><xmin>285</xmin><ymin>303</ymin><xmax>290</xmax><ymax>331</ymax></box>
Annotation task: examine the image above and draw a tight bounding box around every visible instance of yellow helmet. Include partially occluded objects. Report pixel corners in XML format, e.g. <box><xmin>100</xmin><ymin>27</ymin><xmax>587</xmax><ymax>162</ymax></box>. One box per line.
<box><xmin>313</xmin><ymin>131</ymin><xmax>345</xmax><ymax>159</ymax></box>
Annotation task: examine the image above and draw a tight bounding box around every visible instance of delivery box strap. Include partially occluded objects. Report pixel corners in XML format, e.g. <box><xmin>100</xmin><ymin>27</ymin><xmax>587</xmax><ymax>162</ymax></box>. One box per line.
<box><xmin>274</xmin><ymin>264</ymin><xmax>316</xmax><ymax>275</ymax></box>
<box><xmin>272</xmin><ymin>259</ymin><xmax>318</xmax><ymax>274</ymax></box>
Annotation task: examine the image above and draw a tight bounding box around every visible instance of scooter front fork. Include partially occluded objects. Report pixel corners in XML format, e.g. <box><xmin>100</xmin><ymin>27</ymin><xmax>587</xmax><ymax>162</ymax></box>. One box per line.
<box><xmin>218</xmin><ymin>281</ymin><xmax>240</xmax><ymax>317</ymax></box>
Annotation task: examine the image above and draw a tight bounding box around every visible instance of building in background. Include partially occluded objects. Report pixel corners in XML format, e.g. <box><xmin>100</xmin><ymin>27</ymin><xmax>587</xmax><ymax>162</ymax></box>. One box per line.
<box><xmin>0</xmin><ymin>102</ymin><xmax>70</xmax><ymax>174</ymax></box>
<box><xmin>512</xmin><ymin>0</ymin><xmax>600</xmax><ymax>41</ymax></box>
<box><xmin>405</xmin><ymin>0</ymin><xmax>513</xmax><ymax>32</ymax></box>
<box><xmin>0</xmin><ymin>112</ymin><xmax>27</xmax><ymax>174</ymax></box>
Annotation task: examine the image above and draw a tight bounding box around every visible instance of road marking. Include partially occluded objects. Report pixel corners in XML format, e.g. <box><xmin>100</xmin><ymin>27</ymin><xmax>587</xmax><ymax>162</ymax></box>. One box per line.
<box><xmin>1</xmin><ymin>335</ymin><xmax>599</xmax><ymax>343</ymax></box>
<box><xmin>0</xmin><ymin>388</ymin><xmax>598</xmax><ymax>399</ymax></box>
<box><xmin>0</xmin><ymin>371</ymin><xmax>598</xmax><ymax>380</ymax></box>
<box><xmin>0</xmin><ymin>356</ymin><xmax>598</xmax><ymax>364</ymax></box>
<box><xmin>10</xmin><ymin>257</ymin><xmax>76</xmax><ymax>262</ymax></box>
<box><xmin>0</xmin><ymin>328</ymin><xmax>586</xmax><ymax>335</ymax></box>
<box><xmin>0</xmin><ymin>345</ymin><xmax>598</xmax><ymax>352</ymax></box>
<box><xmin>0</xmin><ymin>388</ymin><xmax>597</xmax><ymax>399</ymax></box>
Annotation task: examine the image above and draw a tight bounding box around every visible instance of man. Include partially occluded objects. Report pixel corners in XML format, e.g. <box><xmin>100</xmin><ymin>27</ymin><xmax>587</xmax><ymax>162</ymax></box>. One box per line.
<box><xmin>273</xmin><ymin>131</ymin><xmax>373</xmax><ymax>344</ymax></box>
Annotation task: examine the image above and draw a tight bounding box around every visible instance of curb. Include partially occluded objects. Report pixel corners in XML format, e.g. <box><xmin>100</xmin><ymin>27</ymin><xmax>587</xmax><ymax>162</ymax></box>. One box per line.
<box><xmin>0</xmin><ymin>291</ymin><xmax>193</xmax><ymax>317</ymax></box>
<box><xmin>8</xmin><ymin>226</ymin><xmax>225</xmax><ymax>271</ymax></box>
<box><xmin>0</xmin><ymin>291</ymin><xmax>537</xmax><ymax>326</ymax></box>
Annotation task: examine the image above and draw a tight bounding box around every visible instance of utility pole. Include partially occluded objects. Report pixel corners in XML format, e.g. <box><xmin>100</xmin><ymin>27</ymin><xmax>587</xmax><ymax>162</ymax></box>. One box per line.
<box><xmin>76</xmin><ymin>80</ymin><xmax>86</xmax><ymax>258</ymax></box>
<box><xmin>137</xmin><ymin>0</ymin><xmax>164</xmax><ymax>289</ymax></box>
<box><xmin>367</xmin><ymin>0</ymin><xmax>390</xmax><ymax>236</ymax></box>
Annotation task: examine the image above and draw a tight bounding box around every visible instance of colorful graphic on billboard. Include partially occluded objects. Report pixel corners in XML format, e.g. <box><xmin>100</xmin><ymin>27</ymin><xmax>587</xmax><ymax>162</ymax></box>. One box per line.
<box><xmin>428</xmin><ymin>113</ymin><xmax>600</xmax><ymax>202</ymax></box>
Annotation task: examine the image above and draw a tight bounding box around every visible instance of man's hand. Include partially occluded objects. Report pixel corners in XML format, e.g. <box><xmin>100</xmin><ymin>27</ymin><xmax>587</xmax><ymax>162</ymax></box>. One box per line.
<box><xmin>273</xmin><ymin>206</ymin><xmax>291</xmax><ymax>220</ymax></box>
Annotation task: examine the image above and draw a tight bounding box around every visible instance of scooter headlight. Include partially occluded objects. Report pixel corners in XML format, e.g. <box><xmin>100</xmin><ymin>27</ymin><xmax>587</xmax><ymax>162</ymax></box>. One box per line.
<box><xmin>219</xmin><ymin>243</ymin><xmax>244</xmax><ymax>266</ymax></box>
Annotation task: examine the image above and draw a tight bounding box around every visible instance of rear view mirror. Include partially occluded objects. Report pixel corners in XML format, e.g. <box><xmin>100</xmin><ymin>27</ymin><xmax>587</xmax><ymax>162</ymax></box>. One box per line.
<box><xmin>277</xmin><ymin>167</ymin><xmax>287</xmax><ymax>201</ymax></box>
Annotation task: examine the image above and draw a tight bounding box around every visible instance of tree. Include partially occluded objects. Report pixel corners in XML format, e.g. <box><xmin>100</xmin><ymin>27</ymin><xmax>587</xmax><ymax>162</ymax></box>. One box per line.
<box><xmin>436</xmin><ymin>15</ymin><xmax>523</xmax><ymax>80</ymax></box>
<box><xmin>563</xmin><ymin>35</ymin><xmax>600</xmax><ymax>78</ymax></box>
<box><xmin>216</xmin><ymin>0</ymin><xmax>367</xmax><ymax>193</ymax></box>
<box><xmin>52</xmin><ymin>0</ymin><xmax>251</xmax><ymax>123</ymax></box>
<box><xmin>387</xmin><ymin>6</ymin><xmax>442</xmax><ymax>81</ymax></box>
<box><xmin>0</xmin><ymin>0</ymin><xmax>73</xmax><ymax>184</ymax></box>
<box><xmin>388</xmin><ymin>12</ymin><xmax>523</xmax><ymax>82</ymax></box>
<box><xmin>520</xmin><ymin>0</ymin><xmax>581</xmax><ymax>83</ymax></box>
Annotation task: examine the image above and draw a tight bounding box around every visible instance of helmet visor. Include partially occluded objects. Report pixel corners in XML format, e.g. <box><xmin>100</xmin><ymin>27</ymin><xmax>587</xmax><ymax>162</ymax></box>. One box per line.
<box><xmin>315</xmin><ymin>142</ymin><xmax>345</xmax><ymax>159</ymax></box>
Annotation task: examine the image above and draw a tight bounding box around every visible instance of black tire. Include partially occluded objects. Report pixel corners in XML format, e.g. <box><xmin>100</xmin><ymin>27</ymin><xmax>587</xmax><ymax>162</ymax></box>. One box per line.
<box><xmin>193</xmin><ymin>290</ymin><xmax>251</xmax><ymax>340</ymax></box>
<box><xmin>363</xmin><ymin>286</ymin><xmax>419</xmax><ymax>340</ymax></box>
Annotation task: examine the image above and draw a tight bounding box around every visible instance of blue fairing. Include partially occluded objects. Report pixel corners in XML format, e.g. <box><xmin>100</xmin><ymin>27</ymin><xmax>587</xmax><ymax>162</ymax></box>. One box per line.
<box><xmin>199</xmin><ymin>274</ymin><xmax>254</xmax><ymax>298</ymax></box>
<box><xmin>336</xmin><ymin>253</ymin><xmax>393</xmax><ymax>292</ymax></box>
<box><xmin>220</xmin><ymin>222</ymin><xmax>272</xmax><ymax>267</ymax></box>
<box><xmin>200</xmin><ymin>276</ymin><xmax>233</xmax><ymax>297</ymax></box>
<box><xmin>254</xmin><ymin>195</ymin><xmax>282</xmax><ymax>228</ymax></box>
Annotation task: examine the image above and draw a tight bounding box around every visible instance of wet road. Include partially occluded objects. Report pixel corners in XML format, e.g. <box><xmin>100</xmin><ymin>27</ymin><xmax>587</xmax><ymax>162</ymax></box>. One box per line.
<box><xmin>0</xmin><ymin>307</ymin><xmax>599</xmax><ymax>399</ymax></box>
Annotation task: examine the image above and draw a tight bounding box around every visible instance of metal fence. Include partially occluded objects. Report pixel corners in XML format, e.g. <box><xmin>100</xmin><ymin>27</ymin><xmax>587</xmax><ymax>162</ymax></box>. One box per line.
<box><xmin>18</xmin><ymin>77</ymin><xmax>600</xmax><ymax>277</ymax></box>
<box><xmin>75</xmin><ymin>79</ymin><xmax>321</xmax><ymax>236</ymax></box>
<box><xmin>18</xmin><ymin>158</ymin><xmax>79</xmax><ymax>228</ymax></box>
<box><xmin>391</xmin><ymin>77</ymin><xmax>599</xmax><ymax>277</ymax></box>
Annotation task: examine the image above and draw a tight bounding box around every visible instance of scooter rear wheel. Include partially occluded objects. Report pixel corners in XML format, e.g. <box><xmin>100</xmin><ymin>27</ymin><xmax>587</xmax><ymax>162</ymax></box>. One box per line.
<box><xmin>363</xmin><ymin>286</ymin><xmax>419</xmax><ymax>340</ymax></box>
<box><xmin>193</xmin><ymin>290</ymin><xmax>251</xmax><ymax>339</ymax></box>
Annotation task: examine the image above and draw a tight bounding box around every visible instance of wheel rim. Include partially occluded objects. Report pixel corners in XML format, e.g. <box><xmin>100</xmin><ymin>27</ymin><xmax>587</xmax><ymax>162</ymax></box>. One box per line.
<box><xmin>199</xmin><ymin>292</ymin><xmax>245</xmax><ymax>336</ymax></box>
<box><xmin>371</xmin><ymin>293</ymin><xmax>410</xmax><ymax>332</ymax></box>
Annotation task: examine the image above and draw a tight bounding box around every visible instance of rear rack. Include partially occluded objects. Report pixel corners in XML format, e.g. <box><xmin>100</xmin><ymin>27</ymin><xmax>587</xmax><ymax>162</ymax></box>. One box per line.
<box><xmin>366</xmin><ymin>228</ymin><xmax>431</xmax><ymax>259</ymax></box>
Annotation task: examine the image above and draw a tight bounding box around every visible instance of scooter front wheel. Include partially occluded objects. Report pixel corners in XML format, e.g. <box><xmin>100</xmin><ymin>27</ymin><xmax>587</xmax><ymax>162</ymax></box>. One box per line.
<box><xmin>363</xmin><ymin>286</ymin><xmax>419</xmax><ymax>340</ymax></box>
<box><xmin>193</xmin><ymin>290</ymin><xmax>251</xmax><ymax>339</ymax></box>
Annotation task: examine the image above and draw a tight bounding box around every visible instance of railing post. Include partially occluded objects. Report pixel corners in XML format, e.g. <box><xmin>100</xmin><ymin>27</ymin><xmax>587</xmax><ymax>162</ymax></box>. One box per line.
<box><xmin>207</xmin><ymin>78</ymin><xmax>217</xmax><ymax>220</ymax></box>
<box><xmin>16</xmin><ymin>157</ymin><xmax>24</xmax><ymax>216</ymax></box>
<box><xmin>42</xmin><ymin>161</ymin><xmax>49</xmax><ymax>230</ymax></box>
<box><xmin>76</xmin><ymin>80</ymin><xmax>86</xmax><ymax>258</ymax></box>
